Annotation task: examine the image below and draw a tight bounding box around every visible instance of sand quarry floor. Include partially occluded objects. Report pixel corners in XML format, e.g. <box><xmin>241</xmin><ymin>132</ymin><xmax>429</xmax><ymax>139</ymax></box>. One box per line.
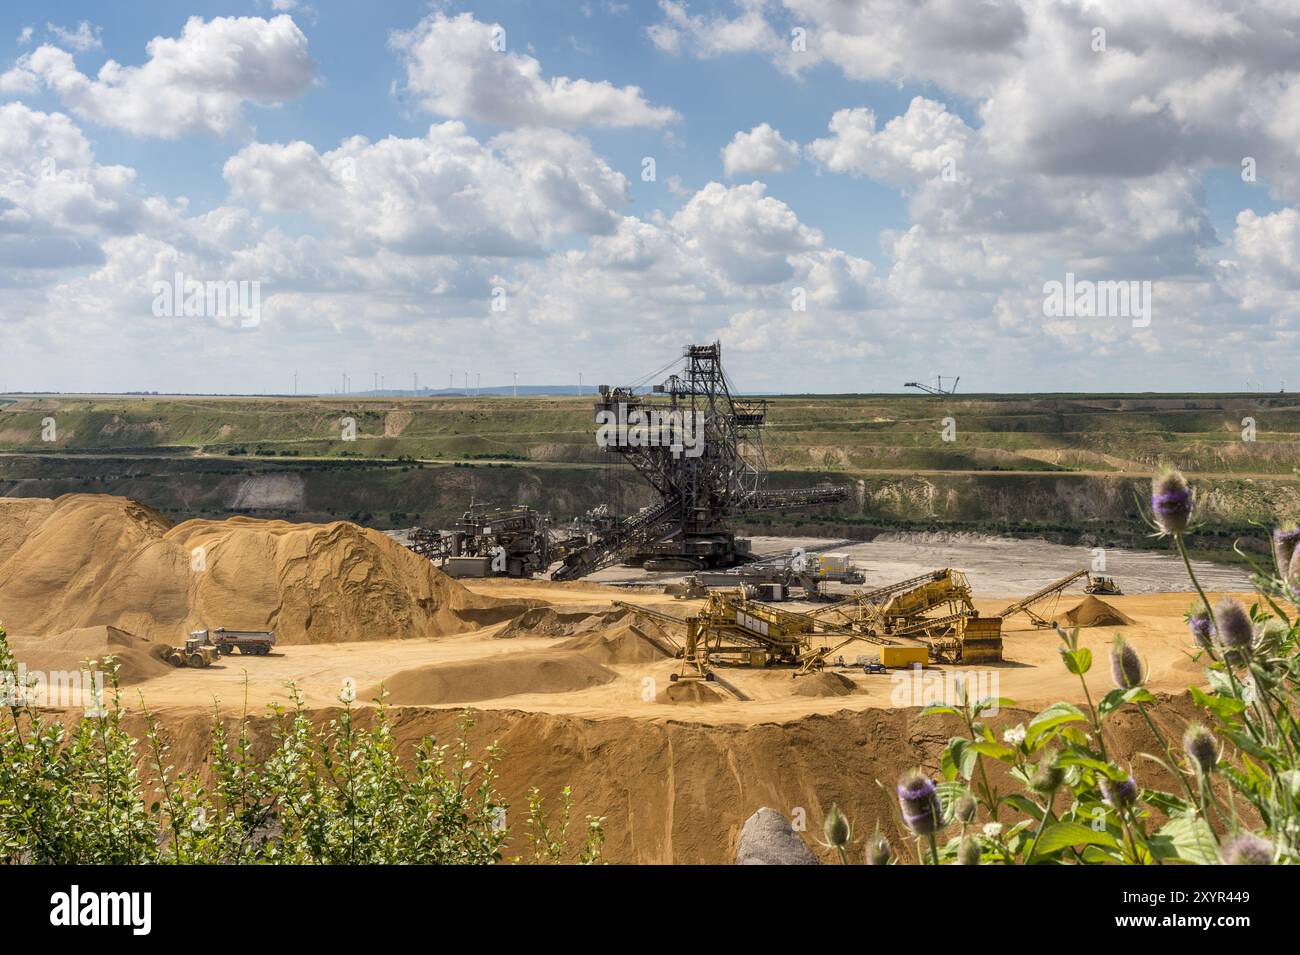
<box><xmin>0</xmin><ymin>498</ymin><xmax>1242</xmax><ymax>721</ymax></box>
<box><xmin>108</xmin><ymin>530</ymin><xmax>1250</xmax><ymax>721</ymax></box>
<box><xmin>119</xmin><ymin>583</ymin><xmax>1227</xmax><ymax>721</ymax></box>
<box><xmin>0</xmin><ymin>496</ymin><xmax>1263</xmax><ymax>862</ymax></box>
<box><xmin>56</xmin><ymin>566</ymin><xmax>1240</xmax><ymax>863</ymax></box>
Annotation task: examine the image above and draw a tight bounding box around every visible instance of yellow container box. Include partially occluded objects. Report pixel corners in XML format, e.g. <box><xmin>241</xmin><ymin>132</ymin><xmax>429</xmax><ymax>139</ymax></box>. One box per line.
<box><xmin>881</xmin><ymin>646</ymin><xmax>929</xmax><ymax>668</ymax></box>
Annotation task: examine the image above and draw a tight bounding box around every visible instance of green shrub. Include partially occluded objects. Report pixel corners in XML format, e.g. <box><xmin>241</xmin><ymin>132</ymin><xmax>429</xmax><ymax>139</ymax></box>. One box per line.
<box><xmin>0</xmin><ymin>636</ymin><xmax>602</xmax><ymax>865</ymax></box>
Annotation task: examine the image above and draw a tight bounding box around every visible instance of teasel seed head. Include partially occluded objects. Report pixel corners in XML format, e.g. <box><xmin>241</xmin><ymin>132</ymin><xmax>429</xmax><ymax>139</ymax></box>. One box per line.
<box><xmin>897</xmin><ymin>770</ymin><xmax>940</xmax><ymax>837</ymax></box>
<box><xmin>956</xmin><ymin>834</ymin><xmax>981</xmax><ymax>866</ymax></box>
<box><xmin>1213</xmin><ymin>597</ymin><xmax>1254</xmax><ymax>660</ymax></box>
<box><xmin>1151</xmin><ymin>468</ymin><xmax>1193</xmax><ymax>536</ymax></box>
<box><xmin>1187</xmin><ymin>607</ymin><xmax>1213</xmax><ymax>650</ymax></box>
<box><xmin>822</xmin><ymin>803</ymin><xmax>851</xmax><ymax>849</ymax></box>
<box><xmin>954</xmin><ymin>792</ymin><xmax>978</xmax><ymax>824</ymax></box>
<box><xmin>1220</xmin><ymin>832</ymin><xmax>1273</xmax><ymax>866</ymax></box>
<box><xmin>1110</xmin><ymin>635</ymin><xmax>1145</xmax><ymax>689</ymax></box>
<box><xmin>1182</xmin><ymin>723</ymin><xmax>1219</xmax><ymax>775</ymax></box>
<box><xmin>1029</xmin><ymin>751</ymin><xmax>1065</xmax><ymax>796</ymax></box>
<box><xmin>865</xmin><ymin>828</ymin><xmax>892</xmax><ymax>866</ymax></box>
<box><xmin>1100</xmin><ymin>773</ymin><xmax>1139</xmax><ymax>810</ymax></box>
<box><xmin>1273</xmin><ymin>526</ymin><xmax>1300</xmax><ymax>584</ymax></box>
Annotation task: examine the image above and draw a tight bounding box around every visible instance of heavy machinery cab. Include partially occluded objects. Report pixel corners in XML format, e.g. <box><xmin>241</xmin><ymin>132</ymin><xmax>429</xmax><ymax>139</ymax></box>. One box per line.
<box><xmin>1084</xmin><ymin>575</ymin><xmax>1123</xmax><ymax>595</ymax></box>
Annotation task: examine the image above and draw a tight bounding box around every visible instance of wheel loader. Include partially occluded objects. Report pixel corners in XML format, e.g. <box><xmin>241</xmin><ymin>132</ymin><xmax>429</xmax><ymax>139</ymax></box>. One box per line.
<box><xmin>165</xmin><ymin>635</ymin><xmax>222</xmax><ymax>669</ymax></box>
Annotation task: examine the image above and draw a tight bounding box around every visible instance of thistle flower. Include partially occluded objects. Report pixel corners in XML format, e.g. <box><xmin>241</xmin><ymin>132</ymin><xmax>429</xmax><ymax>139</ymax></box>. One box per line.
<box><xmin>1212</xmin><ymin>597</ymin><xmax>1254</xmax><ymax>658</ymax></box>
<box><xmin>1100</xmin><ymin>774</ymin><xmax>1138</xmax><ymax>810</ymax></box>
<box><xmin>954</xmin><ymin>792</ymin><xmax>978</xmax><ymax>824</ymax></box>
<box><xmin>822</xmin><ymin>803</ymin><xmax>851</xmax><ymax>850</ymax></box>
<box><xmin>956</xmin><ymin>834</ymin><xmax>981</xmax><ymax>866</ymax></box>
<box><xmin>1187</xmin><ymin>607</ymin><xmax>1213</xmax><ymax>650</ymax></box>
<box><xmin>1151</xmin><ymin>468</ymin><xmax>1193</xmax><ymax>536</ymax></box>
<box><xmin>865</xmin><ymin>828</ymin><xmax>892</xmax><ymax>866</ymax></box>
<box><xmin>897</xmin><ymin>770</ymin><xmax>941</xmax><ymax>837</ymax></box>
<box><xmin>1182</xmin><ymin>723</ymin><xmax>1219</xmax><ymax>775</ymax></box>
<box><xmin>1029</xmin><ymin>752</ymin><xmax>1065</xmax><ymax>796</ymax></box>
<box><xmin>1273</xmin><ymin>526</ymin><xmax>1300</xmax><ymax>583</ymax></box>
<box><xmin>1109</xmin><ymin>635</ymin><xmax>1145</xmax><ymax>689</ymax></box>
<box><xmin>1220</xmin><ymin>832</ymin><xmax>1273</xmax><ymax>866</ymax></box>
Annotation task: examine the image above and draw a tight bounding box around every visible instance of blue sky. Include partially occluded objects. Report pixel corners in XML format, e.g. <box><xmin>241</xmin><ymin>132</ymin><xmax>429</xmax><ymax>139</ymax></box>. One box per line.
<box><xmin>2</xmin><ymin>2</ymin><xmax>914</xmax><ymax>251</ymax></box>
<box><xmin>1</xmin><ymin>2</ymin><xmax>1298</xmax><ymax>394</ymax></box>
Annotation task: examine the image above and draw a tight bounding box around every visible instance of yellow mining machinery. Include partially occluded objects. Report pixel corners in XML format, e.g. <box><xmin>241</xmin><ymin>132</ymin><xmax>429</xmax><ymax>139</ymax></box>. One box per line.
<box><xmin>996</xmin><ymin>568</ymin><xmax>1118</xmax><ymax>627</ymax></box>
<box><xmin>614</xmin><ymin>566</ymin><xmax>1005</xmax><ymax>679</ymax></box>
<box><xmin>614</xmin><ymin>591</ymin><xmax>863</xmax><ymax>680</ymax></box>
<box><xmin>805</xmin><ymin>569</ymin><xmax>1003</xmax><ymax>664</ymax></box>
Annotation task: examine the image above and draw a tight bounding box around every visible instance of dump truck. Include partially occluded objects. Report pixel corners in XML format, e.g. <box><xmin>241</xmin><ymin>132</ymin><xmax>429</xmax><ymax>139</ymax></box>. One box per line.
<box><xmin>193</xmin><ymin>628</ymin><xmax>276</xmax><ymax>656</ymax></box>
<box><xmin>166</xmin><ymin>635</ymin><xmax>222</xmax><ymax>669</ymax></box>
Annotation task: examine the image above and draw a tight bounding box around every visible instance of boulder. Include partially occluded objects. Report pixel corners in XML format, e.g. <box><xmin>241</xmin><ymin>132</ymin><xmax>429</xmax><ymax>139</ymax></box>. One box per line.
<box><xmin>735</xmin><ymin>807</ymin><xmax>819</xmax><ymax>865</ymax></box>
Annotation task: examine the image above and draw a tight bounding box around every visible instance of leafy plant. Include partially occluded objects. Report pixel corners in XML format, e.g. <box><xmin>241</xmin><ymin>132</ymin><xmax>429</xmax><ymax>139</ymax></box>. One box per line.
<box><xmin>826</xmin><ymin>468</ymin><xmax>1294</xmax><ymax>865</ymax></box>
<box><xmin>0</xmin><ymin>634</ymin><xmax>602</xmax><ymax>865</ymax></box>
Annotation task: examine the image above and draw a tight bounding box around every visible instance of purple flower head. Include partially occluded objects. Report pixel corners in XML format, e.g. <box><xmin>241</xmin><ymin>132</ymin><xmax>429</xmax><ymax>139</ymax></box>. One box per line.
<box><xmin>897</xmin><ymin>770</ymin><xmax>940</xmax><ymax>836</ymax></box>
<box><xmin>1100</xmin><ymin>774</ymin><xmax>1138</xmax><ymax>810</ymax></box>
<box><xmin>1109</xmin><ymin>635</ymin><xmax>1145</xmax><ymax>689</ymax></box>
<box><xmin>1187</xmin><ymin>608</ymin><xmax>1213</xmax><ymax>650</ymax></box>
<box><xmin>1151</xmin><ymin>469</ymin><xmax>1193</xmax><ymax>535</ymax></box>
<box><xmin>1220</xmin><ymin>833</ymin><xmax>1273</xmax><ymax>866</ymax></box>
<box><xmin>1213</xmin><ymin>597</ymin><xmax>1254</xmax><ymax>653</ymax></box>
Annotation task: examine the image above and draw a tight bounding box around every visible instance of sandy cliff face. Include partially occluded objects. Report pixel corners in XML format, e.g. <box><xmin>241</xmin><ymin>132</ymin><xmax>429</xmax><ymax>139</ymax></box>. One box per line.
<box><xmin>98</xmin><ymin>698</ymin><xmax>1202</xmax><ymax>864</ymax></box>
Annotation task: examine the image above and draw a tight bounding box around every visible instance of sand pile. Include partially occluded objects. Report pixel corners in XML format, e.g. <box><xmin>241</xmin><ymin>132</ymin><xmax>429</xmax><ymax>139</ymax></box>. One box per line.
<box><xmin>7</xmin><ymin>625</ymin><xmax>172</xmax><ymax>685</ymax></box>
<box><xmin>790</xmin><ymin>671</ymin><xmax>857</xmax><ymax>698</ymax></box>
<box><xmin>498</xmin><ymin>606</ymin><xmax>608</xmax><ymax>638</ymax></box>
<box><xmin>0</xmin><ymin>494</ymin><xmax>519</xmax><ymax>645</ymax></box>
<box><xmin>366</xmin><ymin>651</ymin><xmax>617</xmax><ymax>705</ymax></box>
<box><xmin>1055</xmin><ymin>595</ymin><xmax>1134</xmax><ymax>628</ymax></box>
<box><xmin>656</xmin><ymin>680</ymin><xmax>724</xmax><ymax>704</ymax></box>
<box><xmin>556</xmin><ymin>614</ymin><xmax>676</xmax><ymax>665</ymax></box>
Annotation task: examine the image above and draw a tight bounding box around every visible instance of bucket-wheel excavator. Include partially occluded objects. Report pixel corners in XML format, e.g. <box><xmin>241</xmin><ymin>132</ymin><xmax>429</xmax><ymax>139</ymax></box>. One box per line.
<box><xmin>551</xmin><ymin>342</ymin><xmax>847</xmax><ymax>580</ymax></box>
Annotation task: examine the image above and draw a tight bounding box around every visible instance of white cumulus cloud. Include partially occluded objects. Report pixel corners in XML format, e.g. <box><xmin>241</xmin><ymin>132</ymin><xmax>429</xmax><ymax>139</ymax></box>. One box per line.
<box><xmin>224</xmin><ymin>123</ymin><xmax>631</xmax><ymax>256</ymax></box>
<box><xmin>46</xmin><ymin>21</ymin><xmax>102</xmax><ymax>52</ymax></box>
<box><xmin>0</xmin><ymin>15</ymin><xmax>317</xmax><ymax>138</ymax></box>
<box><xmin>722</xmin><ymin>123</ymin><xmax>800</xmax><ymax>176</ymax></box>
<box><xmin>391</xmin><ymin>12</ymin><xmax>676</xmax><ymax>128</ymax></box>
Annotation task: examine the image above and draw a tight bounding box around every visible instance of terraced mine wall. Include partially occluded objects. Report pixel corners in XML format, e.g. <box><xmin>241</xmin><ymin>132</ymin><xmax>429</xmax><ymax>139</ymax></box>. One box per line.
<box><xmin>6</xmin><ymin>392</ymin><xmax>1300</xmax><ymax>474</ymax></box>
<box><xmin>1</xmin><ymin>455</ymin><xmax>1291</xmax><ymax>561</ymax></box>
<box><xmin>4</xmin><ymin>392</ymin><xmax>1298</xmax><ymax>560</ymax></box>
